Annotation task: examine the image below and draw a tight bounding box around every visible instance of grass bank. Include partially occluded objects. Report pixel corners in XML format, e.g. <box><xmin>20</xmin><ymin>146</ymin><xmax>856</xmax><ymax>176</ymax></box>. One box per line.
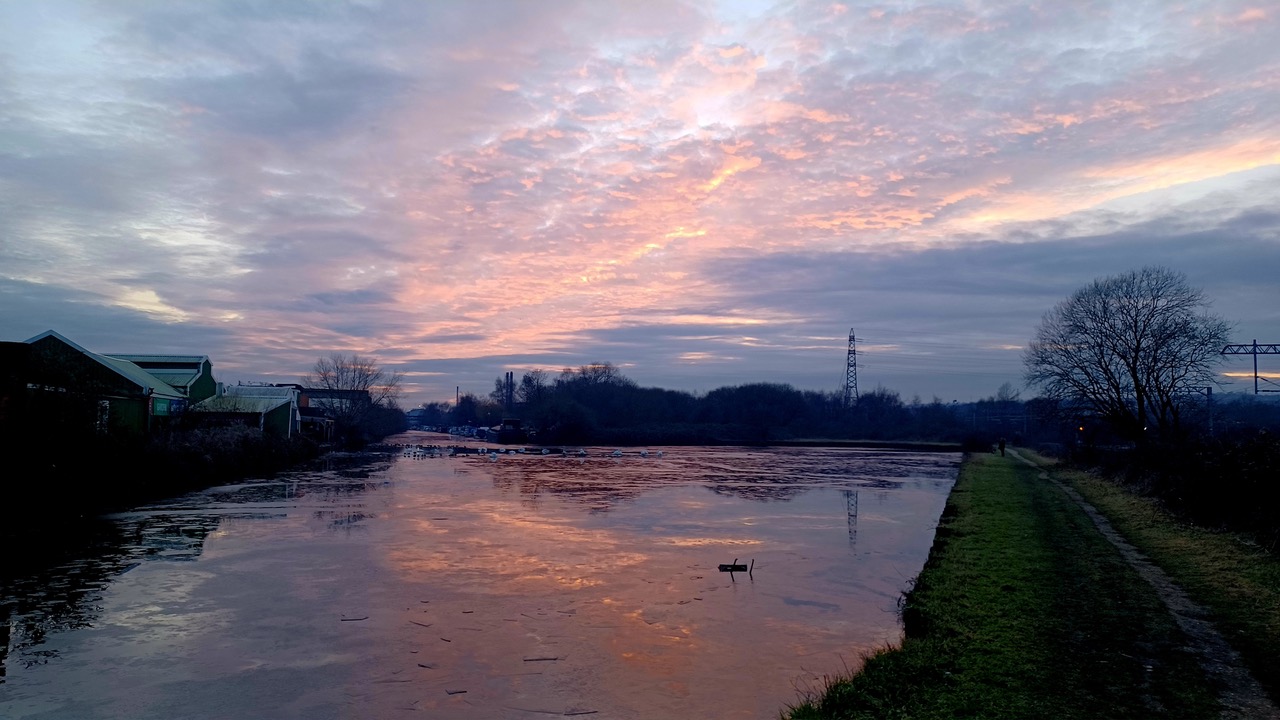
<box><xmin>1031</xmin><ymin>451</ymin><xmax>1280</xmax><ymax>704</ymax></box>
<box><xmin>786</xmin><ymin>452</ymin><xmax>1218</xmax><ymax>719</ymax></box>
<box><xmin>761</xmin><ymin>438</ymin><xmax>962</xmax><ymax>452</ymax></box>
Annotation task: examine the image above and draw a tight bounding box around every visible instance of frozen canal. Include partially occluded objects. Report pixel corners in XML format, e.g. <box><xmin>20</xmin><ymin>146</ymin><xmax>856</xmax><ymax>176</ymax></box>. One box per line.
<box><xmin>0</xmin><ymin>437</ymin><xmax>959</xmax><ymax>719</ymax></box>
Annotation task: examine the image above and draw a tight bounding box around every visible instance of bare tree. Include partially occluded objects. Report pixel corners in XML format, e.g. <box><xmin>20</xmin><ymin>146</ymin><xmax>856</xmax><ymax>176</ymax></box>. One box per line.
<box><xmin>302</xmin><ymin>354</ymin><xmax>403</xmax><ymax>440</ymax></box>
<box><xmin>517</xmin><ymin>369</ymin><xmax>550</xmax><ymax>405</ymax></box>
<box><xmin>1024</xmin><ymin>267</ymin><xmax>1231</xmax><ymax>442</ymax></box>
<box><xmin>562</xmin><ymin>362</ymin><xmax>632</xmax><ymax>387</ymax></box>
<box><xmin>994</xmin><ymin>382</ymin><xmax>1021</xmax><ymax>403</ymax></box>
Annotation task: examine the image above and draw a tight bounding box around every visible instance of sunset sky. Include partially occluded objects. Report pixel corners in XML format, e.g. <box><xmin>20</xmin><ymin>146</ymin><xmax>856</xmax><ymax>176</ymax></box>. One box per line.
<box><xmin>2</xmin><ymin>0</ymin><xmax>1278</xmax><ymax>406</ymax></box>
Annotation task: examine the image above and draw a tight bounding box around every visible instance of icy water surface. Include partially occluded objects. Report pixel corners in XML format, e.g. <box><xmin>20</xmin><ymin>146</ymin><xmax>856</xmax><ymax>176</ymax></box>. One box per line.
<box><xmin>0</xmin><ymin>437</ymin><xmax>959</xmax><ymax>719</ymax></box>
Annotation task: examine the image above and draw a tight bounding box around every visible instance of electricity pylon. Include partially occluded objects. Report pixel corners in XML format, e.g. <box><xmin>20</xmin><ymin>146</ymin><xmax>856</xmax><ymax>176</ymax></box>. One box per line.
<box><xmin>843</xmin><ymin>329</ymin><xmax>859</xmax><ymax>409</ymax></box>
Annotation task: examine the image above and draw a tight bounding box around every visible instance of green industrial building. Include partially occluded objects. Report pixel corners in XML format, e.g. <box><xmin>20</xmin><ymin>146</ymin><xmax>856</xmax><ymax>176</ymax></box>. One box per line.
<box><xmin>15</xmin><ymin>330</ymin><xmax>216</xmax><ymax>437</ymax></box>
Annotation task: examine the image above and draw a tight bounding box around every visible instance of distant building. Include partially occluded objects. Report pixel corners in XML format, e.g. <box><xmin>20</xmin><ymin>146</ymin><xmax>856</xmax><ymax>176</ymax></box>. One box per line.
<box><xmin>406</xmin><ymin>407</ymin><xmax>429</xmax><ymax>428</ymax></box>
<box><xmin>19</xmin><ymin>330</ymin><xmax>190</xmax><ymax>436</ymax></box>
<box><xmin>298</xmin><ymin>405</ymin><xmax>335</xmax><ymax>443</ymax></box>
<box><xmin>302</xmin><ymin>387</ymin><xmax>373</xmax><ymax>418</ymax></box>
<box><xmin>104</xmin><ymin>354</ymin><xmax>216</xmax><ymax>404</ymax></box>
<box><xmin>487</xmin><ymin>417</ymin><xmax>527</xmax><ymax>444</ymax></box>
<box><xmin>190</xmin><ymin>384</ymin><xmax>302</xmax><ymax>438</ymax></box>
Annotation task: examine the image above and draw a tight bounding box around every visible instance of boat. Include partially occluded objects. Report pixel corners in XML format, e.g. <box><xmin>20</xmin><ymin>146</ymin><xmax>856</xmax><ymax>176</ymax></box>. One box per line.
<box><xmin>487</xmin><ymin>417</ymin><xmax>528</xmax><ymax>444</ymax></box>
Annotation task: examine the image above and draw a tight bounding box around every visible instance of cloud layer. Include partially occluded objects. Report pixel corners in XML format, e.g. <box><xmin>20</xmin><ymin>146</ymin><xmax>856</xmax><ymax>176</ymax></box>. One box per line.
<box><xmin>2</xmin><ymin>1</ymin><xmax>1278</xmax><ymax>403</ymax></box>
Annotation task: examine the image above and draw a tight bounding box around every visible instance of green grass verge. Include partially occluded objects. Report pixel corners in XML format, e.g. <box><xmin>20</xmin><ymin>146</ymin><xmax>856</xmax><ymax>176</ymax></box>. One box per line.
<box><xmin>784</xmin><ymin>452</ymin><xmax>1218</xmax><ymax>719</ymax></box>
<box><xmin>771</xmin><ymin>439</ymin><xmax>962</xmax><ymax>451</ymax></box>
<box><xmin>1035</xmin><ymin>453</ymin><xmax>1280</xmax><ymax>704</ymax></box>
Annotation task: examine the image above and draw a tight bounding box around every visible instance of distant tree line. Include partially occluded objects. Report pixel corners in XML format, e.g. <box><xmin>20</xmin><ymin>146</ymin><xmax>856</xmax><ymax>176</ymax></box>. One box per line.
<box><xmin>414</xmin><ymin>365</ymin><xmax>1047</xmax><ymax>449</ymax></box>
<box><xmin>415</xmin><ymin>367</ymin><xmax>1274</xmax><ymax>452</ymax></box>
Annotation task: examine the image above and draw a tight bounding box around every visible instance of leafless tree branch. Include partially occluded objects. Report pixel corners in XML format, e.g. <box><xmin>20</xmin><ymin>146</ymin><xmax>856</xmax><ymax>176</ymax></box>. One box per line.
<box><xmin>1023</xmin><ymin>266</ymin><xmax>1231</xmax><ymax>442</ymax></box>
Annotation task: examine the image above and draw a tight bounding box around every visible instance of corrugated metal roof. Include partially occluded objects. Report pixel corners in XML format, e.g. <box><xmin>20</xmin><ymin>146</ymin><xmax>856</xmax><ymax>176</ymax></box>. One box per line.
<box><xmin>193</xmin><ymin>396</ymin><xmax>290</xmax><ymax>413</ymax></box>
<box><xmin>225</xmin><ymin>386</ymin><xmax>297</xmax><ymax>398</ymax></box>
<box><xmin>104</xmin><ymin>354</ymin><xmax>207</xmax><ymax>389</ymax></box>
<box><xmin>141</xmin><ymin>369</ymin><xmax>201</xmax><ymax>387</ymax></box>
<box><xmin>107</xmin><ymin>354</ymin><xmax>209</xmax><ymax>365</ymax></box>
<box><xmin>27</xmin><ymin>330</ymin><xmax>184</xmax><ymax>400</ymax></box>
<box><xmin>95</xmin><ymin>355</ymin><xmax>186</xmax><ymax>400</ymax></box>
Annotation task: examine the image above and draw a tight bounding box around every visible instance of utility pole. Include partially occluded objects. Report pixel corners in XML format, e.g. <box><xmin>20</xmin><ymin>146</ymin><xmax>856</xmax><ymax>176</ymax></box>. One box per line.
<box><xmin>1207</xmin><ymin>386</ymin><xmax>1213</xmax><ymax>436</ymax></box>
<box><xmin>1221</xmin><ymin>340</ymin><xmax>1280</xmax><ymax>394</ymax></box>
<box><xmin>843</xmin><ymin>329</ymin><xmax>859</xmax><ymax>409</ymax></box>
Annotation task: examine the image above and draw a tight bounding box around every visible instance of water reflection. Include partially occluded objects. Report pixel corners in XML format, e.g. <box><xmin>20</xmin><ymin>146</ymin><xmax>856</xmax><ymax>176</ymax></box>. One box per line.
<box><xmin>0</xmin><ymin>444</ymin><xmax>959</xmax><ymax>720</ymax></box>
<box><xmin>0</xmin><ymin>455</ymin><xmax>396</xmax><ymax>684</ymax></box>
<box><xmin>846</xmin><ymin>489</ymin><xmax>859</xmax><ymax>547</ymax></box>
<box><xmin>482</xmin><ymin>446</ymin><xmax>946</xmax><ymax>511</ymax></box>
<box><xmin>0</xmin><ymin>512</ymin><xmax>217</xmax><ymax>683</ymax></box>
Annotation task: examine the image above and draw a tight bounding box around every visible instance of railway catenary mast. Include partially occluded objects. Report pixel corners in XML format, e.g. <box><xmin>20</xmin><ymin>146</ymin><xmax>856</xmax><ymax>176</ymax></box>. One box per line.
<box><xmin>1221</xmin><ymin>340</ymin><xmax>1280</xmax><ymax>394</ymax></box>
<box><xmin>843</xmin><ymin>329</ymin><xmax>859</xmax><ymax>408</ymax></box>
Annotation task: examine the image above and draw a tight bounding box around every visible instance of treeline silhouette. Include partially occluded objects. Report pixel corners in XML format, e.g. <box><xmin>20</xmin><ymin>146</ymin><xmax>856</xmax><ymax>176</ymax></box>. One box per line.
<box><xmin>5</xmin><ymin>409</ymin><xmax>321</xmax><ymax>534</ymax></box>
<box><xmin>416</xmin><ymin>363</ymin><xmax>1036</xmax><ymax>448</ymax></box>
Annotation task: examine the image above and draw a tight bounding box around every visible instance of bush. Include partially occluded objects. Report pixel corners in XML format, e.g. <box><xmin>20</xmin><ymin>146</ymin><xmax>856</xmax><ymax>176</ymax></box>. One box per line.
<box><xmin>4</xmin><ymin>425</ymin><xmax>321</xmax><ymax>526</ymax></box>
<box><xmin>1116</xmin><ymin>432</ymin><xmax>1280</xmax><ymax>552</ymax></box>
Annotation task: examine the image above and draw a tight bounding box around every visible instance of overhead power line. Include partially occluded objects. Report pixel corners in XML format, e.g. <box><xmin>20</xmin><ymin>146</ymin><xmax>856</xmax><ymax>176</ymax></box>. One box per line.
<box><xmin>1221</xmin><ymin>340</ymin><xmax>1280</xmax><ymax>394</ymax></box>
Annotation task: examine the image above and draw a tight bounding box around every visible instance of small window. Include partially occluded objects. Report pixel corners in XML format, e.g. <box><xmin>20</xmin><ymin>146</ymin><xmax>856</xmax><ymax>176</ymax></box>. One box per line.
<box><xmin>96</xmin><ymin>400</ymin><xmax>110</xmax><ymax>433</ymax></box>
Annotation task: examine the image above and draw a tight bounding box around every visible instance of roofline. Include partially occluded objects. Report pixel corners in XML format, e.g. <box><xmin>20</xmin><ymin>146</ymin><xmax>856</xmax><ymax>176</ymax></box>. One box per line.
<box><xmin>26</xmin><ymin>329</ymin><xmax>184</xmax><ymax>399</ymax></box>
<box><xmin>104</xmin><ymin>354</ymin><xmax>211</xmax><ymax>363</ymax></box>
<box><xmin>26</xmin><ymin>329</ymin><xmax>88</xmax><ymax>352</ymax></box>
<box><xmin>193</xmin><ymin>397</ymin><xmax>291</xmax><ymax>413</ymax></box>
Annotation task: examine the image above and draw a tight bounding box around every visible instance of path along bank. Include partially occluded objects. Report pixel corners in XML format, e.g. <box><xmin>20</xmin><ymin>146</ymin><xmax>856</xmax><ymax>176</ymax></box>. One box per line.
<box><xmin>786</xmin><ymin>450</ymin><xmax>1280</xmax><ymax>719</ymax></box>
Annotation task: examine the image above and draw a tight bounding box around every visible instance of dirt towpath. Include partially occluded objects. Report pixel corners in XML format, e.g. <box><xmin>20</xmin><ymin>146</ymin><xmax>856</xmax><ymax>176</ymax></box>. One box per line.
<box><xmin>1008</xmin><ymin>449</ymin><xmax>1279</xmax><ymax>720</ymax></box>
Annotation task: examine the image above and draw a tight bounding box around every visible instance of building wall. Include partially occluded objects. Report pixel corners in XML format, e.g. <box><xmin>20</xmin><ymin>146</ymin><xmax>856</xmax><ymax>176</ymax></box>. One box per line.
<box><xmin>190</xmin><ymin>360</ymin><xmax>216</xmax><ymax>403</ymax></box>
<box><xmin>263</xmin><ymin>402</ymin><xmax>294</xmax><ymax>438</ymax></box>
<box><xmin>26</xmin><ymin>337</ymin><xmax>152</xmax><ymax>436</ymax></box>
<box><xmin>107</xmin><ymin>397</ymin><xmax>149</xmax><ymax>436</ymax></box>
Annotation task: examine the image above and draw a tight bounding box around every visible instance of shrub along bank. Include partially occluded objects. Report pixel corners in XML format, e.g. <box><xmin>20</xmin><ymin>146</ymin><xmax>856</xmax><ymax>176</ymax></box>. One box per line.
<box><xmin>1044</xmin><ymin>452</ymin><xmax>1280</xmax><ymax>707</ymax></box>
<box><xmin>785</xmin><ymin>452</ymin><xmax>1218</xmax><ymax>719</ymax></box>
<box><xmin>1098</xmin><ymin>432</ymin><xmax>1280</xmax><ymax>553</ymax></box>
<box><xmin>4</xmin><ymin>425</ymin><xmax>321</xmax><ymax>533</ymax></box>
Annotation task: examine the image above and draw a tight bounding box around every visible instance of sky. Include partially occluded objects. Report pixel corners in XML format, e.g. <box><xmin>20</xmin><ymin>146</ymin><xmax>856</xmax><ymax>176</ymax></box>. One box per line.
<box><xmin>2</xmin><ymin>0</ymin><xmax>1278</xmax><ymax>407</ymax></box>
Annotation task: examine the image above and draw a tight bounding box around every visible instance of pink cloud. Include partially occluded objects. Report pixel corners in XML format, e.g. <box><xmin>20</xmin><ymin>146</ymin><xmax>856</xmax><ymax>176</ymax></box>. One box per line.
<box><xmin>7</xmin><ymin>1</ymin><xmax>1279</xmax><ymax>403</ymax></box>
